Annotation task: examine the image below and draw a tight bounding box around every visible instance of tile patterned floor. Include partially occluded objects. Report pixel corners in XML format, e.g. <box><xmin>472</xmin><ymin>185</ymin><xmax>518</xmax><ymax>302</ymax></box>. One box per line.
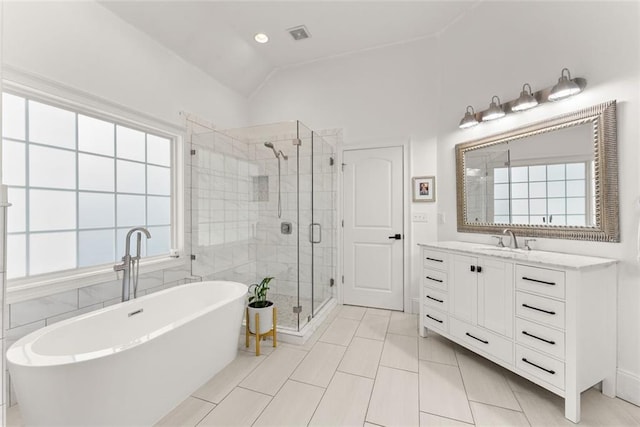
<box><xmin>7</xmin><ymin>305</ymin><xmax>640</xmax><ymax>426</ymax></box>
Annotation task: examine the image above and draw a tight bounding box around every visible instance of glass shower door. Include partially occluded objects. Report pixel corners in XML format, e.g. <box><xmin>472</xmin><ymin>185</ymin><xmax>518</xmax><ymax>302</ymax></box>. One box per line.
<box><xmin>311</xmin><ymin>131</ymin><xmax>335</xmax><ymax>316</ymax></box>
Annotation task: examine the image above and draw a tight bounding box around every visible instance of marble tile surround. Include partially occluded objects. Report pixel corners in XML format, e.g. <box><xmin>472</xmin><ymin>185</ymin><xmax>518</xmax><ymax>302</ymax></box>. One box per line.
<box><xmin>6</xmin><ymin>305</ymin><xmax>640</xmax><ymax>427</ymax></box>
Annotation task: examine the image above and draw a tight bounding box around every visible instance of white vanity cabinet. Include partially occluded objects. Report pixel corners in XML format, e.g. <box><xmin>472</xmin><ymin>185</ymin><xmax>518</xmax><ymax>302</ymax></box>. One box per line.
<box><xmin>419</xmin><ymin>242</ymin><xmax>617</xmax><ymax>424</ymax></box>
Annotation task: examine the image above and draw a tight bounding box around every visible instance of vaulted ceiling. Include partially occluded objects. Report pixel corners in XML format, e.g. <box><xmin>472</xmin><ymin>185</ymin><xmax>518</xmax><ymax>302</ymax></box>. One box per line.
<box><xmin>100</xmin><ymin>1</ymin><xmax>478</xmax><ymax>97</ymax></box>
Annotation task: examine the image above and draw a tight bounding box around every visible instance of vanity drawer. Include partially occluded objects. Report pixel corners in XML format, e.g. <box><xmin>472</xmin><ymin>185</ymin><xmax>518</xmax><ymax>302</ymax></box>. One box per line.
<box><xmin>516</xmin><ymin>345</ymin><xmax>565</xmax><ymax>391</ymax></box>
<box><xmin>423</xmin><ymin>249</ymin><xmax>449</xmax><ymax>271</ymax></box>
<box><xmin>422</xmin><ymin>268</ymin><xmax>448</xmax><ymax>291</ymax></box>
<box><xmin>450</xmin><ymin>318</ymin><xmax>513</xmax><ymax>365</ymax></box>
<box><xmin>423</xmin><ymin>286</ymin><xmax>448</xmax><ymax>311</ymax></box>
<box><xmin>516</xmin><ymin>292</ymin><xmax>565</xmax><ymax>330</ymax></box>
<box><xmin>423</xmin><ymin>307</ymin><xmax>448</xmax><ymax>333</ymax></box>
<box><xmin>516</xmin><ymin>317</ymin><xmax>565</xmax><ymax>360</ymax></box>
<box><xmin>516</xmin><ymin>264</ymin><xmax>565</xmax><ymax>299</ymax></box>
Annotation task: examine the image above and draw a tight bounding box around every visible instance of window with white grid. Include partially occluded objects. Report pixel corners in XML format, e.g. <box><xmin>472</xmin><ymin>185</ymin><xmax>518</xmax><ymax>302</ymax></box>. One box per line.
<box><xmin>2</xmin><ymin>92</ymin><xmax>175</xmax><ymax>280</ymax></box>
<box><xmin>493</xmin><ymin>162</ymin><xmax>593</xmax><ymax>226</ymax></box>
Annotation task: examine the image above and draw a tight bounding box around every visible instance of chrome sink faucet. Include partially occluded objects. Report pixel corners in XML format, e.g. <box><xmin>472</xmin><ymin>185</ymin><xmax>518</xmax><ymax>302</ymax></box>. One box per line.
<box><xmin>114</xmin><ymin>227</ymin><xmax>151</xmax><ymax>302</ymax></box>
<box><xmin>502</xmin><ymin>228</ymin><xmax>519</xmax><ymax>249</ymax></box>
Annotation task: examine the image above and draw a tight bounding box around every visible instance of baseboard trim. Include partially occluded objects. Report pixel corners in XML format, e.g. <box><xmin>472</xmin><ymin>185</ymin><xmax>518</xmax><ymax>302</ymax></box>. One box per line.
<box><xmin>617</xmin><ymin>369</ymin><xmax>640</xmax><ymax>406</ymax></box>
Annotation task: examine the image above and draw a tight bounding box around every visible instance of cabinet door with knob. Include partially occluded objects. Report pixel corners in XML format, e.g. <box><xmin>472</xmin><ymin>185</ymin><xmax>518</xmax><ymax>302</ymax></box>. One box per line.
<box><xmin>451</xmin><ymin>254</ymin><xmax>513</xmax><ymax>338</ymax></box>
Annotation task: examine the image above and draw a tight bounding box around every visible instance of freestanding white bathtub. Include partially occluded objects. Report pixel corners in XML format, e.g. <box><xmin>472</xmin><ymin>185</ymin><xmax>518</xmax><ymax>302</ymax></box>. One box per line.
<box><xmin>7</xmin><ymin>280</ymin><xmax>247</xmax><ymax>426</ymax></box>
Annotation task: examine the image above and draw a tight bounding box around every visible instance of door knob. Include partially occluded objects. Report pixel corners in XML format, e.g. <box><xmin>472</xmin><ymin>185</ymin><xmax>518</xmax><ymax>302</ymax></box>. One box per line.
<box><xmin>388</xmin><ymin>234</ymin><xmax>402</xmax><ymax>240</ymax></box>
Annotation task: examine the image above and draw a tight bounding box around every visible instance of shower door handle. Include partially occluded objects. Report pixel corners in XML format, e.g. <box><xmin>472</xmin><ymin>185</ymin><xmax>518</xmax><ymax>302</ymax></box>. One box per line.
<box><xmin>309</xmin><ymin>223</ymin><xmax>322</xmax><ymax>244</ymax></box>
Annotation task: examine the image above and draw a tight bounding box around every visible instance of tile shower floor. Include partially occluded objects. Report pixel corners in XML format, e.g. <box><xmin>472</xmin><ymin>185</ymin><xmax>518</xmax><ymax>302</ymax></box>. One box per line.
<box><xmin>7</xmin><ymin>305</ymin><xmax>640</xmax><ymax>426</ymax></box>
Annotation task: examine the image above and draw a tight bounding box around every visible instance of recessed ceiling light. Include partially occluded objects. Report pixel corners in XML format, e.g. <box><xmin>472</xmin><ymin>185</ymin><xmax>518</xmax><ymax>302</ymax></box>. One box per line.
<box><xmin>254</xmin><ymin>33</ymin><xmax>269</xmax><ymax>44</ymax></box>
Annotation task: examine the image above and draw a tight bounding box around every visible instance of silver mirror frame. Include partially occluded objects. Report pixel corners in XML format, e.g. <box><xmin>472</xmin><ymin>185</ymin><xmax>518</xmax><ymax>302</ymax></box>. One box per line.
<box><xmin>456</xmin><ymin>100</ymin><xmax>618</xmax><ymax>242</ymax></box>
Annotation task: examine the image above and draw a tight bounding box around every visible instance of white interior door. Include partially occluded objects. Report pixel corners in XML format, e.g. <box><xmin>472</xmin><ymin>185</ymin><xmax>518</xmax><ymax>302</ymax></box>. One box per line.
<box><xmin>343</xmin><ymin>146</ymin><xmax>404</xmax><ymax>310</ymax></box>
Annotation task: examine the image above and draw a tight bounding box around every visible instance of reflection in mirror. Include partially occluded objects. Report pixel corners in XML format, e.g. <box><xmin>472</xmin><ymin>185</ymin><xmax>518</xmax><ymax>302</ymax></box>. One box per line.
<box><xmin>456</xmin><ymin>101</ymin><xmax>618</xmax><ymax>242</ymax></box>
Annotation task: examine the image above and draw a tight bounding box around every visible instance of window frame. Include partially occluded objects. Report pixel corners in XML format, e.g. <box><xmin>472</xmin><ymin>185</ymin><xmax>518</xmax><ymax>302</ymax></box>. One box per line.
<box><xmin>2</xmin><ymin>80</ymin><xmax>186</xmax><ymax>304</ymax></box>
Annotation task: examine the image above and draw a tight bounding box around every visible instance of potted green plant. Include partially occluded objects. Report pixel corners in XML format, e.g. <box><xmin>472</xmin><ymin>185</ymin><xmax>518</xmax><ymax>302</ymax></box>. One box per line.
<box><xmin>247</xmin><ymin>277</ymin><xmax>274</xmax><ymax>335</ymax></box>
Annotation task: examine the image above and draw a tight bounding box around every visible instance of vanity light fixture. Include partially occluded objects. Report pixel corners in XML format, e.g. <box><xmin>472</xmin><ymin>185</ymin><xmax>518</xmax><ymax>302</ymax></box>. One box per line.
<box><xmin>459</xmin><ymin>105</ymin><xmax>479</xmax><ymax>129</ymax></box>
<box><xmin>254</xmin><ymin>33</ymin><xmax>269</xmax><ymax>44</ymax></box>
<box><xmin>512</xmin><ymin>83</ymin><xmax>539</xmax><ymax>112</ymax></box>
<box><xmin>482</xmin><ymin>96</ymin><xmax>505</xmax><ymax>121</ymax></box>
<box><xmin>549</xmin><ymin>68</ymin><xmax>583</xmax><ymax>101</ymax></box>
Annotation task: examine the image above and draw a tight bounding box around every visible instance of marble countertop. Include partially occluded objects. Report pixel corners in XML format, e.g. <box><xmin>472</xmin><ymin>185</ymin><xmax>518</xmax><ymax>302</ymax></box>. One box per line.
<box><xmin>418</xmin><ymin>241</ymin><xmax>618</xmax><ymax>271</ymax></box>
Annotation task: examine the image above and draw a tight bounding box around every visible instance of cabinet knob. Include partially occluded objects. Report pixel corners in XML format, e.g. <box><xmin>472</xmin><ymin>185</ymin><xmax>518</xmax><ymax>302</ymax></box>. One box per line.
<box><xmin>470</xmin><ymin>265</ymin><xmax>476</xmax><ymax>272</ymax></box>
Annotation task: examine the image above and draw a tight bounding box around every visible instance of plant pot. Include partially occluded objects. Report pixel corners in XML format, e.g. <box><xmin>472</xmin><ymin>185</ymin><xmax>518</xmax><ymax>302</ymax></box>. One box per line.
<box><xmin>247</xmin><ymin>301</ymin><xmax>274</xmax><ymax>335</ymax></box>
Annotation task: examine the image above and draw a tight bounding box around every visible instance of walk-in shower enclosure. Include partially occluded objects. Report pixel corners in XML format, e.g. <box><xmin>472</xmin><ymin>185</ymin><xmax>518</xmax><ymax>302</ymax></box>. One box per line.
<box><xmin>188</xmin><ymin>121</ymin><xmax>336</xmax><ymax>331</ymax></box>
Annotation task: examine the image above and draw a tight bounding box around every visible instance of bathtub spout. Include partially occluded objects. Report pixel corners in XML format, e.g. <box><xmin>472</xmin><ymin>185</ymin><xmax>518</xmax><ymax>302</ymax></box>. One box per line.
<box><xmin>114</xmin><ymin>227</ymin><xmax>152</xmax><ymax>302</ymax></box>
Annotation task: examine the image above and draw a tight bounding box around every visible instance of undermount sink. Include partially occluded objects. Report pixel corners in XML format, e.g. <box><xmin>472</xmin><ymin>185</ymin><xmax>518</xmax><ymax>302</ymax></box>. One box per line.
<box><xmin>475</xmin><ymin>247</ymin><xmax>529</xmax><ymax>254</ymax></box>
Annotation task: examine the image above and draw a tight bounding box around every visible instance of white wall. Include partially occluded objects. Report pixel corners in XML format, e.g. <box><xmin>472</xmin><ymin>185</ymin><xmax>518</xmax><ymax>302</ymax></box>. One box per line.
<box><xmin>2</xmin><ymin>1</ymin><xmax>249</xmax><ymax>129</ymax></box>
<box><xmin>250</xmin><ymin>0</ymin><xmax>640</xmax><ymax>405</ymax></box>
<box><xmin>435</xmin><ymin>1</ymin><xmax>640</xmax><ymax>404</ymax></box>
<box><xmin>249</xmin><ymin>37</ymin><xmax>441</xmax><ymax>312</ymax></box>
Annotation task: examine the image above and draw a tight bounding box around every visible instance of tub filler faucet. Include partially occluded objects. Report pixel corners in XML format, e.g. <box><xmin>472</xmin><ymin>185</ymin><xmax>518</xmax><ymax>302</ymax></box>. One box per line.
<box><xmin>114</xmin><ymin>227</ymin><xmax>151</xmax><ymax>302</ymax></box>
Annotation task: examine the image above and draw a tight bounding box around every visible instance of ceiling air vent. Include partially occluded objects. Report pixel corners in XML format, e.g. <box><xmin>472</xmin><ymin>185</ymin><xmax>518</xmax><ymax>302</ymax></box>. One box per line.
<box><xmin>287</xmin><ymin>25</ymin><xmax>311</xmax><ymax>41</ymax></box>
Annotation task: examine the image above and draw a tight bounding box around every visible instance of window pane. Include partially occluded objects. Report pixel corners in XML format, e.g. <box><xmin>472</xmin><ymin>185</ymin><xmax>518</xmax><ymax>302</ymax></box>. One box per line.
<box><xmin>494</xmin><ymin>199</ymin><xmax>509</xmax><ymax>216</ymax></box>
<box><xmin>116</xmin><ymin>126</ymin><xmax>145</xmax><ymax>161</ymax></box>
<box><xmin>79</xmin><ymin>153</ymin><xmax>114</xmax><ymax>191</ymax></box>
<box><xmin>494</xmin><ymin>183</ymin><xmax>509</xmax><ymax>199</ymax></box>
<box><xmin>512</xmin><ymin>216</ymin><xmax>529</xmax><ymax>224</ymax></box>
<box><xmin>567</xmin><ymin>197</ymin><xmax>586</xmax><ymax>214</ymax></box>
<box><xmin>30</xmin><ymin>232</ymin><xmax>76</xmax><ymax>275</ymax></box>
<box><xmin>148</xmin><ymin>196</ymin><xmax>170</xmax><ymax>225</ymax></box>
<box><xmin>494</xmin><ymin>215</ymin><xmax>509</xmax><ymax>223</ymax></box>
<box><xmin>7</xmin><ymin>188</ymin><xmax>26</xmax><ymax>233</ymax></box>
<box><xmin>79</xmin><ymin>192</ymin><xmax>115</xmax><ymax>229</ymax></box>
<box><xmin>78</xmin><ymin>115</ymin><xmax>114</xmax><ymax>156</ymax></box>
<box><xmin>2</xmin><ymin>140</ymin><xmax>25</xmax><ymax>186</ymax></box>
<box><xmin>30</xmin><ymin>189</ymin><xmax>76</xmax><ymax>231</ymax></box>
<box><xmin>511</xmin><ymin>199</ymin><xmax>529</xmax><ymax>215</ymax></box>
<box><xmin>567</xmin><ymin>215</ymin><xmax>586</xmax><ymax>226</ymax></box>
<box><xmin>530</xmin><ymin>198</ymin><xmax>546</xmax><ymax>215</ymax></box>
<box><xmin>511</xmin><ymin>166</ymin><xmax>528</xmax><ymax>182</ymax></box>
<box><xmin>550</xmin><ymin>215</ymin><xmax>566</xmax><ymax>225</ymax></box>
<box><xmin>30</xmin><ymin>145</ymin><xmax>76</xmax><ymax>189</ymax></box>
<box><xmin>147</xmin><ymin>165</ymin><xmax>170</xmax><ymax>195</ymax></box>
<box><xmin>493</xmin><ymin>167</ymin><xmax>509</xmax><ymax>183</ymax></box>
<box><xmin>547</xmin><ymin>164</ymin><xmax>565</xmax><ymax>181</ymax></box>
<box><xmin>117</xmin><ymin>160</ymin><xmax>145</xmax><ymax>194</ymax></box>
<box><xmin>147</xmin><ymin>225</ymin><xmax>170</xmax><ymax>256</ymax></box>
<box><xmin>547</xmin><ymin>181</ymin><xmax>565</xmax><ymax>198</ymax></box>
<box><xmin>566</xmin><ymin>180</ymin><xmax>585</xmax><ymax>197</ymax></box>
<box><xmin>529</xmin><ymin>182</ymin><xmax>546</xmax><ymax>198</ymax></box>
<box><xmin>117</xmin><ymin>194</ymin><xmax>145</xmax><ymax>226</ymax></box>
<box><xmin>566</xmin><ymin>163</ymin><xmax>586</xmax><ymax>180</ymax></box>
<box><xmin>79</xmin><ymin>229</ymin><xmax>115</xmax><ymax>267</ymax></box>
<box><xmin>7</xmin><ymin>234</ymin><xmax>26</xmax><ymax>279</ymax></box>
<box><xmin>28</xmin><ymin>100</ymin><xmax>75</xmax><ymax>149</ymax></box>
<box><xmin>511</xmin><ymin>183</ymin><xmax>528</xmax><ymax>199</ymax></box>
<box><xmin>2</xmin><ymin>93</ymin><xmax>26</xmax><ymax>140</ymax></box>
<box><xmin>548</xmin><ymin>198</ymin><xmax>566</xmax><ymax>214</ymax></box>
<box><xmin>529</xmin><ymin>165</ymin><xmax>546</xmax><ymax>182</ymax></box>
<box><xmin>530</xmin><ymin>215</ymin><xmax>546</xmax><ymax>225</ymax></box>
<box><xmin>147</xmin><ymin>134</ymin><xmax>170</xmax><ymax>166</ymax></box>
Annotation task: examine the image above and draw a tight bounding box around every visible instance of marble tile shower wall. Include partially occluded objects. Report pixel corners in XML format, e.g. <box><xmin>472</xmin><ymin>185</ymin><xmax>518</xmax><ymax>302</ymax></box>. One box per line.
<box><xmin>189</xmin><ymin>131</ymin><xmax>256</xmax><ymax>285</ymax></box>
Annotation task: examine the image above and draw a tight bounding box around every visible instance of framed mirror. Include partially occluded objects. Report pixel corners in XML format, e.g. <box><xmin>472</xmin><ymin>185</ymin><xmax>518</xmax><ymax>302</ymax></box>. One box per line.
<box><xmin>456</xmin><ymin>100</ymin><xmax>618</xmax><ymax>242</ymax></box>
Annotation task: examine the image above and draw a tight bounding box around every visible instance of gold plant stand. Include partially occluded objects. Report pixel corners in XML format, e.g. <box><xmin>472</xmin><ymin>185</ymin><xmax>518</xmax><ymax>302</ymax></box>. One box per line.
<box><xmin>245</xmin><ymin>306</ymin><xmax>277</xmax><ymax>356</ymax></box>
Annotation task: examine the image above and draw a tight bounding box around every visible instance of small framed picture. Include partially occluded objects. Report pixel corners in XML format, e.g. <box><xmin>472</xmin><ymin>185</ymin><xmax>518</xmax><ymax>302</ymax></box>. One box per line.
<box><xmin>412</xmin><ymin>176</ymin><xmax>436</xmax><ymax>202</ymax></box>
